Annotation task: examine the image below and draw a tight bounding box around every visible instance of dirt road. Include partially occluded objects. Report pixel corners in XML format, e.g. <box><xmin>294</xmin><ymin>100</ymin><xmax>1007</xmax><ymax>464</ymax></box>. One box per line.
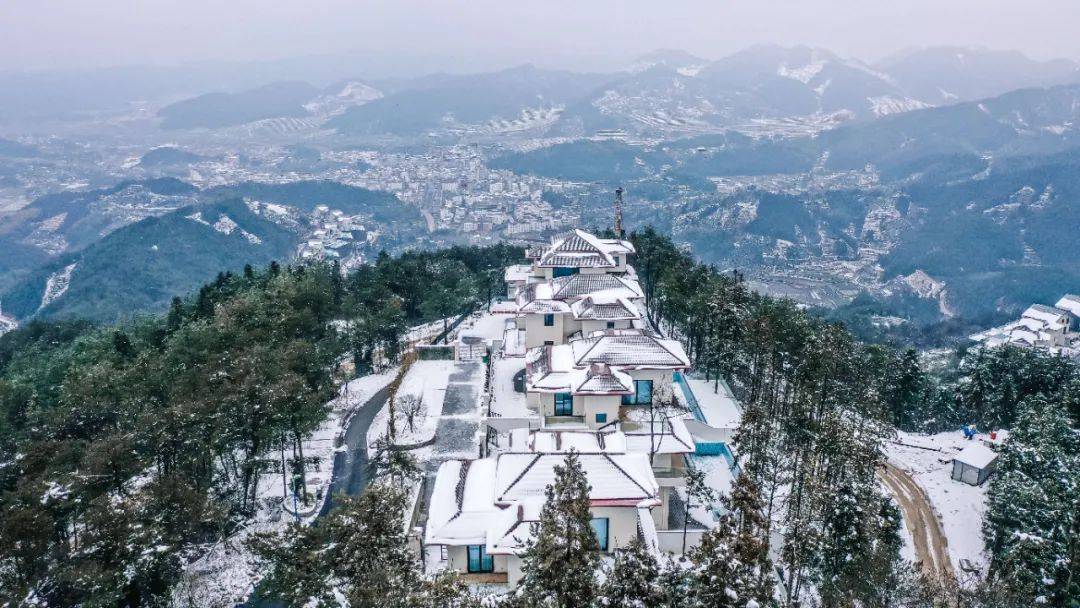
<box><xmin>879</xmin><ymin>462</ymin><xmax>955</xmax><ymax>584</ymax></box>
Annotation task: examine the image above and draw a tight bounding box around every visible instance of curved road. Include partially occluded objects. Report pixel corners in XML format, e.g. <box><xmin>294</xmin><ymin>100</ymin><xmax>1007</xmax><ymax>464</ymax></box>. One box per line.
<box><xmin>879</xmin><ymin>462</ymin><xmax>955</xmax><ymax>584</ymax></box>
<box><xmin>319</xmin><ymin>382</ymin><xmax>393</xmax><ymax>515</ymax></box>
<box><xmin>247</xmin><ymin>382</ymin><xmax>391</xmax><ymax>606</ymax></box>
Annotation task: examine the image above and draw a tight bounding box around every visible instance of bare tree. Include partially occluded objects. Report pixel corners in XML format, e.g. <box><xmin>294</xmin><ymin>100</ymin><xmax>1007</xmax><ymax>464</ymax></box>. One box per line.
<box><xmin>397</xmin><ymin>395</ymin><xmax>425</xmax><ymax>434</ymax></box>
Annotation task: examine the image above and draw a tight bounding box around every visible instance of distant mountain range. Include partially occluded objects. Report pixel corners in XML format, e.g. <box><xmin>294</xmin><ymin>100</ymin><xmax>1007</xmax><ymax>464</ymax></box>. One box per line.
<box><xmin>142</xmin><ymin>45</ymin><xmax>1080</xmax><ymax>136</ymax></box>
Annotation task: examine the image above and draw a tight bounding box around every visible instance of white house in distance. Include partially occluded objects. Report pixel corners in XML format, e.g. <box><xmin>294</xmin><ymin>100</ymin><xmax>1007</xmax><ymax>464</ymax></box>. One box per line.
<box><xmin>970</xmin><ymin>294</ymin><xmax>1080</xmax><ymax>360</ymax></box>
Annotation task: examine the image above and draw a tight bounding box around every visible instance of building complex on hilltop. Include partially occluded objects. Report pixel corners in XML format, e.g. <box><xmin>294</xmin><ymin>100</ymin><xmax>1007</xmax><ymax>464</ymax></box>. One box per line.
<box><xmin>971</xmin><ymin>294</ymin><xmax>1080</xmax><ymax>360</ymax></box>
<box><xmin>423</xmin><ymin>227</ymin><xmax>729</xmax><ymax>585</ymax></box>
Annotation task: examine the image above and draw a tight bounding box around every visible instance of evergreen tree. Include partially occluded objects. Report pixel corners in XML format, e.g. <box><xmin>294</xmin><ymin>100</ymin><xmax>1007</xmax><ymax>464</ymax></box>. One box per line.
<box><xmin>598</xmin><ymin>537</ymin><xmax>664</xmax><ymax>608</ymax></box>
<box><xmin>657</xmin><ymin>556</ymin><xmax>694</xmax><ymax>608</ymax></box>
<box><xmin>516</xmin><ymin>451</ymin><xmax>600</xmax><ymax>608</ymax></box>
<box><xmin>688</xmin><ymin>516</ymin><xmax>751</xmax><ymax>608</ymax></box>
<box><xmin>984</xmin><ymin>396</ymin><xmax>1080</xmax><ymax>604</ymax></box>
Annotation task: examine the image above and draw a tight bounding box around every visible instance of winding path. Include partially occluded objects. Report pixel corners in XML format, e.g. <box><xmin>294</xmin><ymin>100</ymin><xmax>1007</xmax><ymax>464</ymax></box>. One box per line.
<box><xmin>247</xmin><ymin>382</ymin><xmax>391</xmax><ymax>606</ymax></box>
<box><xmin>878</xmin><ymin>462</ymin><xmax>955</xmax><ymax>584</ymax></box>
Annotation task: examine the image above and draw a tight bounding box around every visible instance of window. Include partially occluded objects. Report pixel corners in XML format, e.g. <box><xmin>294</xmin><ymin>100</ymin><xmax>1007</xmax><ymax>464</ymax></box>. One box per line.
<box><xmin>554</xmin><ymin>392</ymin><xmax>574</xmax><ymax>416</ymax></box>
<box><xmin>606</xmin><ymin>321</ymin><xmax>616</xmax><ymax>329</ymax></box>
<box><xmin>467</xmin><ymin>545</ymin><xmax>494</xmax><ymax>573</ymax></box>
<box><xmin>590</xmin><ymin>517</ymin><xmax>610</xmax><ymax>551</ymax></box>
<box><xmin>595</xmin><ymin>412</ymin><xmax>607</xmax><ymax>424</ymax></box>
<box><xmin>543</xmin><ymin>313</ymin><xmax>555</xmax><ymax>327</ymax></box>
<box><xmin>614</xmin><ymin>256</ymin><xmax>621</xmax><ymax>266</ymax></box>
<box><xmin>621</xmin><ymin>380</ymin><xmax>653</xmax><ymax>405</ymax></box>
<box><xmin>553</xmin><ymin>267</ymin><xmax>577</xmax><ymax>278</ymax></box>
<box><xmin>544</xmin><ymin>340</ymin><xmax>554</xmax><ymax>346</ymax></box>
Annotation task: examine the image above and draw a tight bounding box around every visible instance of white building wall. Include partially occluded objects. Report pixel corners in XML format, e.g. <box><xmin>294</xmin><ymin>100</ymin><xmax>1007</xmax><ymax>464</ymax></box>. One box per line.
<box><xmin>523</xmin><ymin>313</ymin><xmax>568</xmax><ymax>348</ymax></box>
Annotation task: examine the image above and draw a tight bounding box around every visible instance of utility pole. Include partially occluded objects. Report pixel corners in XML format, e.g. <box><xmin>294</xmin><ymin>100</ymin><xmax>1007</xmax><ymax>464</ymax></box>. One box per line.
<box><xmin>614</xmin><ymin>186</ymin><xmax>624</xmax><ymax>238</ymax></box>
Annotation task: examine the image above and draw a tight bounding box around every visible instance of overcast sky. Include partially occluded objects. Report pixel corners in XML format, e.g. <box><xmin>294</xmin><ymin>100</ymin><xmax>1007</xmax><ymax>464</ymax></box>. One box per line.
<box><xmin>2</xmin><ymin>0</ymin><xmax>1078</xmax><ymax>74</ymax></box>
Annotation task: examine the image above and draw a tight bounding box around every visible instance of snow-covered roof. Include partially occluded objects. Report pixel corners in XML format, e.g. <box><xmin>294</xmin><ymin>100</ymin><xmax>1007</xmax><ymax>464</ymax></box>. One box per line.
<box><xmin>571</xmin><ymin>295</ymin><xmax>641</xmax><ymax>321</ymax></box>
<box><xmin>425</xmin><ymin>459</ymin><xmax>500</xmax><ymax>545</ymax></box>
<box><xmin>622</xmin><ymin>418</ymin><xmax>696</xmax><ymax>454</ymax></box>
<box><xmin>1022</xmin><ymin>304</ymin><xmax>1069</xmax><ymax>325</ymax></box>
<box><xmin>527</xmin><ymin>354</ymin><xmax>634</xmax><ymax>395</ymax></box>
<box><xmin>953</xmin><ymin>443</ymin><xmax>998</xmax><ymax>469</ymax></box>
<box><xmin>537</xmin><ymin>229</ymin><xmax>634</xmax><ymax>269</ymax></box>
<box><xmin>518</xmin><ymin>299</ymin><xmax>572</xmax><ymax>314</ymax></box>
<box><xmin>551</xmin><ymin>273</ymin><xmax>643</xmax><ymax>300</ymax></box>
<box><xmin>495</xmin><ymin>452</ymin><xmax>658</xmax><ymax>504</ymax></box>
<box><xmin>506</xmin><ymin>428</ymin><xmax>628</xmax><ymax>454</ymax></box>
<box><xmin>504</xmin><ymin>264</ymin><xmax>535</xmax><ymax>283</ymax></box>
<box><xmin>570</xmin><ymin>330</ymin><xmax>690</xmax><ymax>369</ymax></box>
<box><xmin>526</xmin><ymin>331</ymin><xmax>688</xmax><ymax>394</ymax></box>
<box><xmin>1055</xmin><ymin>294</ymin><xmax>1080</xmax><ymax>318</ymax></box>
<box><xmin>425</xmin><ymin>452</ymin><xmax>660</xmax><ymax>552</ymax></box>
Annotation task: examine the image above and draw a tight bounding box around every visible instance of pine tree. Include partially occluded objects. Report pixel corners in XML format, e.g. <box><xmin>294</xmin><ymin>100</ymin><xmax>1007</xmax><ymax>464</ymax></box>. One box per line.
<box><xmin>516</xmin><ymin>451</ymin><xmax>600</xmax><ymax>608</ymax></box>
<box><xmin>688</xmin><ymin>516</ymin><xmax>751</xmax><ymax>608</ymax></box>
<box><xmin>984</xmin><ymin>395</ymin><xmax>1080</xmax><ymax>604</ymax></box>
<box><xmin>598</xmin><ymin>537</ymin><xmax>663</xmax><ymax>608</ymax></box>
<box><xmin>657</xmin><ymin>556</ymin><xmax>694</xmax><ymax>608</ymax></box>
<box><xmin>726</xmin><ymin>473</ymin><xmax>775</xmax><ymax>606</ymax></box>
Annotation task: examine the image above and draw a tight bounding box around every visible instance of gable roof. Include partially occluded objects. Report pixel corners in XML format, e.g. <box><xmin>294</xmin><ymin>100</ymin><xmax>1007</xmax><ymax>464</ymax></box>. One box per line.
<box><xmin>1055</xmin><ymin>294</ymin><xmax>1080</xmax><ymax>317</ymax></box>
<box><xmin>551</xmin><ymin>273</ymin><xmax>643</xmax><ymax>300</ymax></box>
<box><xmin>537</xmin><ymin>229</ymin><xmax>634</xmax><ymax>269</ymax></box>
<box><xmin>494</xmin><ymin>452</ymin><xmax>658</xmax><ymax>503</ymax></box>
<box><xmin>571</xmin><ymin>296</ymin><xmax>642</xmax><ymax>321</ymax></box>
<box><xmin>570</xmin><ymin>330</ymin><xmax>690</xmax><ymax>369</ymax></box>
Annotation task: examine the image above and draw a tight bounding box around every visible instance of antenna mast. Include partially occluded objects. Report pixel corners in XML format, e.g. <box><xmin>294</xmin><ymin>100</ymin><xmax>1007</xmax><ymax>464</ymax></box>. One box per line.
<box><xmin>614</xmin><ymin>186</ymin><xmax>624</xmax><ymax>237</ymax></box>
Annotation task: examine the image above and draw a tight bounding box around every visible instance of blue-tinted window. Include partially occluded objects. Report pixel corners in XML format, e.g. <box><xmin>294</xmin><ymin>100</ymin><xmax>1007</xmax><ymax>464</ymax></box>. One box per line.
<box><xmin>543</xmin><ymin>313</ymin><xmax>555</xmax><ymax>326</ymax></box>
<box><xmin>621</xmin><ymin>380</ymin><xmax>654</xmax><ymax>405</ymax></box>
<box><xmin>595</xmin><ymin>413</ymin><xmax>607</xmax><ymax>424</ymax></box>
<box><xmin>554</xmin><ymin>392</ymin><xmax>574</xmax><ymax>416</ymax></box>
<box><xmin>467</xmin><ymin>545</ymin><xmax>494</xmax><ymax>572</ymax></box>
<box><xmin>590</xmin><ymin>517</ymin><xmax>610</xmax><ymax>551</ymax></box>
<box><xmin>553</xmin><ymin>267</ymin><xmax>577</xmax><ymax>277</ymax></box>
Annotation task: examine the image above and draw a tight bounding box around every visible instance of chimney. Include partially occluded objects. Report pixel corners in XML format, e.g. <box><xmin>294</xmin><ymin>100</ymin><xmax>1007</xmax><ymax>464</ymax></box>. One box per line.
<box><xmin>614</xmin><ymin>187</ymin><xmax>624</xmax><ymax>238</ymax></box>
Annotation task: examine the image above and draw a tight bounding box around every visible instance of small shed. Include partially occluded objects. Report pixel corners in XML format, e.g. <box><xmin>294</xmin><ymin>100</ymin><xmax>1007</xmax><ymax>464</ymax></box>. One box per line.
<box><xmin>951</xmin><ymin>443</ymin><xmax>999</xmax><ymax>486</ymax></box>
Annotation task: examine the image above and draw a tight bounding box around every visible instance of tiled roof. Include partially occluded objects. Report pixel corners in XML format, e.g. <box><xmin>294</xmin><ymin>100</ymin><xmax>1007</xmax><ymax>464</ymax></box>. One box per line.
<box><xmin>537</xmin><ymin>229</ymin><xmax>634</xmax><ymax>269</ymax></box>
<box><xmin>571</xmin><ymin>331</ymin><xmax>690</xmax><ymax>368</ymax></box>
<box><xmin>551</xmin><ymin>273</ymin><xmax>643</xmax><ymax>300</ymax></box>
<box><xmin>495</xmin><ymin>452</ymin><xmax>657</xmax><ymax>503</ymax></box>
<box><xmin>519</xmin><ymin>299</ymin><xmax>571</xmax><ymax>314</ymax></box>
<box><xmin>572</xmin><ymin>296</ymin><xmax>641</xmax><ymax>321</ymax></box>
<box><xmin>575</xmin><ymin>362</ymin><xmax>633</xmax><ymax>393</ymax></box>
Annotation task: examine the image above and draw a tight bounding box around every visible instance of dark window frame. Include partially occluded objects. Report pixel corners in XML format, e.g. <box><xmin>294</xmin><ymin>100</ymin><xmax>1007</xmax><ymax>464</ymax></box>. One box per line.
<box><xmin>467</xmin><ymin>544</ymin><xmax>494</xmax><ymax>573</ymax></box>
<box><xmin>554</xmin><ymin>392</ymin><xmax>574</xmax><ymax>416</ymax></box>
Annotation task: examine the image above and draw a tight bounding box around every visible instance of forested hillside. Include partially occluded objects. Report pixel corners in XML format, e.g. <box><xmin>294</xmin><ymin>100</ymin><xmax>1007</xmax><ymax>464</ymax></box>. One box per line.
<box><xmin>0</xmin><ymin>243</ymin><xmax>521</xmax><ymax>606</ymax></box>
<box><xmin>628</xmin><ymin>227</ymin><xmax>1079</xmax><ymax>605</ymax></box>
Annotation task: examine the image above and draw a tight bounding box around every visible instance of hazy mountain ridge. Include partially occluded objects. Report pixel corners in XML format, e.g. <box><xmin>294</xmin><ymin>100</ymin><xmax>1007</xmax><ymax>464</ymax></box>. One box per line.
<box><xmin>129</xmin><ymin>45</ymin><xmax>1080</xmax><ymax>137</ymax></box>
<box><xmin>0</xmin><ymin>198</ymin><xmax>297</xmax><ymax>321</ymax></box>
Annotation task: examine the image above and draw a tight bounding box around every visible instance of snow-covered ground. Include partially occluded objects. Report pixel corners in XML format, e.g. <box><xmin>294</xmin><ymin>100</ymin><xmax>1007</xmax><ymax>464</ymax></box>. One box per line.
<box><xmin>490</xmin><ymin>357</ymin><xmax>530</xmax><ymax>418</ymax></box>
<box><xmin>682</xmin><ymin>374</ymin><xmax>742</xmax><ymax>429</ymax></box>
<box><xmin>367</xmin><ymin>360</ymin><xmax>458</xmax><ymax>452</ymax></box>
<box><xmin>170</xmin><ymin>370</ymin><xmax>396</xmax><ymax>608</ymax></box>
<box><xmin>886</xmin><ymin>431</ymin><xmax>993</xmax><ymax>571</ymax></box>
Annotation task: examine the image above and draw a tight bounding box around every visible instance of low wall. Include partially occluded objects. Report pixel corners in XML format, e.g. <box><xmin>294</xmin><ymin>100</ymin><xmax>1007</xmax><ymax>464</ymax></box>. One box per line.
<box><xmin>657</xmin><ymin>529</ymin><xmax>706</xmax><ymax>554</ymax></box>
